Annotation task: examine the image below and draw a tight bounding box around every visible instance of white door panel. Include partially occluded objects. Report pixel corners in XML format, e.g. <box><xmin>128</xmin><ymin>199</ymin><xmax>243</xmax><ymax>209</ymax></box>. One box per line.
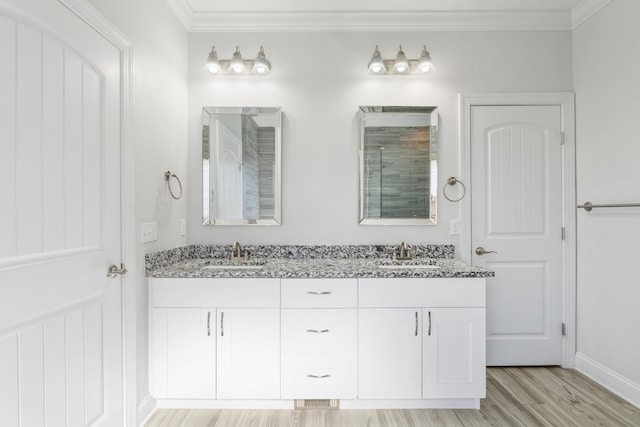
<box><xmin>0</xmin><ymin>0</ymin><xmax>123</xmax><ymax>424</ymax></box>
<box><xmin>471</xmin><ymin>105</ymin><xmax>563</xmax><ymax>366</ymax></box>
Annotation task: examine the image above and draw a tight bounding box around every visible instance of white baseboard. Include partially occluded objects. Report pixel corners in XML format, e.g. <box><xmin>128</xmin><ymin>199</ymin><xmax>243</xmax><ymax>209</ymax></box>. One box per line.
<box><xmin>575</xmin><ymin>352</ymin><xmax>640</xmax><ymax>409</ymax></box>
<box><xmin>137</xmin><ymin>394</ymin><xmax>157</xmax><ymax>427</ymax></box>
<box><xmin>152</xmin><ymin>398</ymin><xmax>479</xmax><ymax>410</ymax></box>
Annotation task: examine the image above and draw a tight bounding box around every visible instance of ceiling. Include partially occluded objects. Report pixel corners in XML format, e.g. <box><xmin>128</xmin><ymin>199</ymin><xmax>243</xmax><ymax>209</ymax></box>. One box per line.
<box><xmin>164</xmin><ymin>0</ymin><xmax>612</xmax><ymax>31</ymax></box>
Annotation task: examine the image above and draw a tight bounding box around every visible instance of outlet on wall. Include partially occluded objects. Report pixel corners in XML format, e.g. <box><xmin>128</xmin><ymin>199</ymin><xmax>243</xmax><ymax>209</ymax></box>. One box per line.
<box><xmin>141</xmin><ymin>222</ymin><xmax>157</xmax><ymax>243</ymax></box>
<box><xmin>450</xmin><ymin>219</ymin><xmax>461</xmax><ymax>235</ymax></box>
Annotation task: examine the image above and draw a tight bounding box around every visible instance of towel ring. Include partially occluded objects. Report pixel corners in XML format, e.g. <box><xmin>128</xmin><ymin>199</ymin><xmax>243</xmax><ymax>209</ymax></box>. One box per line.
<box><xmin>165</xmin><ymin>171</ymin><xmax>183</xmax><ymax>200</ymax></box>
<box><xmin>443</xmin><ymin>177</ymin><xmax>466</xmax><ymax>202</ymax></box>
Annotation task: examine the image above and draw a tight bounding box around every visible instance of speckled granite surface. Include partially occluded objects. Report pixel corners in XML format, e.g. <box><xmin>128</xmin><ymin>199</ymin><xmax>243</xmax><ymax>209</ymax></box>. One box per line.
<box><xmin>145</xmin><ymin>245</ymin><xmax>493</xmax><ymax>279</ymax></box>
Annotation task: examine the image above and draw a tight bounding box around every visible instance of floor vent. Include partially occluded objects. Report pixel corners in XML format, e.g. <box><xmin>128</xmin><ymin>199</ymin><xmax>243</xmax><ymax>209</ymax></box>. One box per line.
<box><xmin>294</xmin><ymin>399</ymin><xmax>339</xmax><ymax>410</ymax></box>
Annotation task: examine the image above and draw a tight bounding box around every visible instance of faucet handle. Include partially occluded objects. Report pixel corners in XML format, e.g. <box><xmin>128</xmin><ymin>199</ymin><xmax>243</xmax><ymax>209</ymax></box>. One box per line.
<box><xmin>394</xmin><ymin>241</ymin><xmax>412</xmax><ymax>261</ymax></box>
<box><xmin>230</xmin><ymin>241</ymin><xmax>250</xmax><ymax>261</ymax></box>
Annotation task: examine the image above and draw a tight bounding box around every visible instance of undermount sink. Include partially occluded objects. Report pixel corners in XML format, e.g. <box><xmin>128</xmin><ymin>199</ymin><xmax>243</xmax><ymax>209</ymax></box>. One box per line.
<box><xmin>202</xmin><ymin>265</ymin><xmax>264</xmax><ymax>270</ymax></box>
<box><xmin>377</xmin><ymin>264</ymin><xmax>440</xmax><ymax>270</ymax></box>
<box><xmin>376</xmin><ymin>260</ymin><xmax>440</xmax><ymax>270</ymax></box>
<box><xmin>200</xmin><ymin>259</ymin><xmax>266</xmax><ymax>270</ymax></box>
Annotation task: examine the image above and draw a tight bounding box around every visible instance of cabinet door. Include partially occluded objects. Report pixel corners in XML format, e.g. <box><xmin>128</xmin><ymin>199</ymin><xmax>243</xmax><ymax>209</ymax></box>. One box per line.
<box><xmin>217</xmin><ymin>308</ymin><xmax>280</xmax><ymax>399</ymax></box>
<box><xmin>150</xmin><ymin>308</ymin><xmax>216</xmax><ymax>399</ymax></box>
<box><xmin>281</xmin><ymin>309</ymin><xmax>357</xmax><ymax>399</ymax></box>
<box><xmin>358</xmin><ymin>309</ymin><xmax>422</xmax><ymax>399</ymax></box>
<box><xmin>423</xmin><ymin>308</ymin><xmax>485</xmax><ymax>398</ymax></box>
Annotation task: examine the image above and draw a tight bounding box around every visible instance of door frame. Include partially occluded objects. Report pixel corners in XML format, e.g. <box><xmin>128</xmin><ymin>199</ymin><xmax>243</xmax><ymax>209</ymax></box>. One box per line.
<box><xmin>459</xmin><ymin>93</ymin><xmax>576</xmax><ymax>368</ymax></box>
<box><xmin>58</xmin><ymin>0</ymin><xmax>137</xmax><ymax>424</ymax></box>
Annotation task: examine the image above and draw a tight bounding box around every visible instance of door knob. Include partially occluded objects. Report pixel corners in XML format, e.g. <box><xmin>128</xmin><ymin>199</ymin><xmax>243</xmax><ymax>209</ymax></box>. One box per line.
<box><xmin>475</xmin><ymin>247</ymin><xmax>497</xmax><ymax>256</ymax></box>
<box><xmin>107</xmin><ymin>264</ymin><xmax>128</xmax><ymax>278</ymax></box>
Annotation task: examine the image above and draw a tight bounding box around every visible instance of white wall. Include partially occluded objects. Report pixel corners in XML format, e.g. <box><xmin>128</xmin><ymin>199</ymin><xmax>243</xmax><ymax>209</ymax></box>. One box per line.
<box><xmin>573</xmin><ymin>0</ymin><xmax>640</xmax><ymax>406</ymax></box>
<box><xmin>188</xmin><ymin>31</ymin><xmax>573</xmax><ymax>248</ymax></box>
<box><xmin>85</xmin><ymin>0</ymin><xmax>189</xmax><ymax>415</ymax></box>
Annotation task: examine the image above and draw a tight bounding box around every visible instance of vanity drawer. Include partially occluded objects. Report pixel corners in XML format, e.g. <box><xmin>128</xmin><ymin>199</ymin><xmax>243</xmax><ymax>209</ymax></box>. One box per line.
<box><xmin>281</xmin><ymin>279</ymin><xmax>357</xmax><ymax>308</ymax></box>
<box><xmin>358</xmin><ymin>278</ymin><xmax>486</xmax><ymax>308</ymax></box>
<box><xmin>150</xmin><ymin>278</ymin><xmax>280</xmax><ymax>307</ymax></box>
<box><xmin>281</xmin><ymin>309</ymin><xmax>357</xmax><ymax>399</ymax></box>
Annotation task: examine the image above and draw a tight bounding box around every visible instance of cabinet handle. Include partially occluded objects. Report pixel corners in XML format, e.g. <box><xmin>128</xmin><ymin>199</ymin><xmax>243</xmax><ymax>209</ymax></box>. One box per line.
<box><xmin>207</xmin><ymin>311</ymin><xmax>211</xmax><ymax>336</ymax></box>
<box><xmin>306</xmin><ymin>329</ymin><xmax>330</xmax><ymax>333</ymax></box>
<box><xmin>428</xmin><ymin>311</ymin><xmax>432</xmax><ymax>336</ymax></box>
<box><xmin>307</xmin><ymin>374</ymin><xmax>331</xmax><ymax>378</ymax></box>
<box><xmin>415</xmin><ymin>312</ymin><xmax>419</xmax><ymax>336</ymax></box>
<box><xmin>307</xmin><ymin>291</ymin><xmax>332</xmax><ymax>295</ymax></box>
<box><xmin>220</xmin><ymin>311</ymin><xmax>224</xmax><ymax>337</ymax></box>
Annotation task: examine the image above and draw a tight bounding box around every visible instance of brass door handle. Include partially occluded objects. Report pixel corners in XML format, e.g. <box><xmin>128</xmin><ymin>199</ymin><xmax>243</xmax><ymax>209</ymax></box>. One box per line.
<box><xmin>475</xmin><ymin>247</ymin><xmax>497</xmax><ymax>256</ymax></box>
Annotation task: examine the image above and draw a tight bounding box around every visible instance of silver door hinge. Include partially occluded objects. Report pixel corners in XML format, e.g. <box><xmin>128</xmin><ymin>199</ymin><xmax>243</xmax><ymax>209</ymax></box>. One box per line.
<box><xmin>561</xmin><ymin>132</ymin><xmax>565</xmax><ymax>145</ymax></box>
<box><xmin>562</xmin><ymin>323</ymin><xmax>566</xmax><ymax>336</ymax></box>
<box><xmin>561</xmin><ymin>227</ymin><xmax>565</xmax><ymax>240</ymax></box>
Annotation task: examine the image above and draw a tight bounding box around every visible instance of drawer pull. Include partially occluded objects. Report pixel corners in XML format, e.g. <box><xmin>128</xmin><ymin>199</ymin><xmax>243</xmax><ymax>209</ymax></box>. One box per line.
<box><xmin>415</xmin><ymin>311</ymin><xmax>418</xmax><ymax>337</ymax></box>
<box><xmin>307</xmin><ymin>291</ymin><xmax>332</xmax><ymax>295</ymax></box>
<box><xmin>306</xmin><ymin>329</ymin><xmax>330</xmax><ymax>333</ymax></box>
<box><xmin>428</xmin><ymin>311</ymin><xmax>432</xmax><ymax>336</ymax></box>
<box><xmin>307</xmin><ymin>374</ymin><xmax>331</xmax><ymax>379</ymax></box>
<box><xmin>207</xmin><ymin>311</ymin><xmax>211</xmax><ymax>336</ymax></box>
<box><xmin>220</xmin><ymin>311</ymin><xmax>224</xmax><ymax>337</ymax></box>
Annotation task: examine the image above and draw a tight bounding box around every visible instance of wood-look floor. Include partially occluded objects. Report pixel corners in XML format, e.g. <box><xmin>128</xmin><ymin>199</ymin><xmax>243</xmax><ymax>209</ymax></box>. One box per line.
<box><xmin>145</xmin><ymin>367</ymin><xmax>640</xmax><ymax>426</ymax></box>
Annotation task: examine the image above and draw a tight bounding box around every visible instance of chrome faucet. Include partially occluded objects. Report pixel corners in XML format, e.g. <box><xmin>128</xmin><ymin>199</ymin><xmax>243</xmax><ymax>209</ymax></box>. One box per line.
<box><xmin>394</xmin><ymin>241</ymin><xmax>412</xmax><ymax>261</ymax></box>
<box><xmin>230</xmin><ymin>241</ymin><xmax>250</xmax><ymax>261</ymax></box>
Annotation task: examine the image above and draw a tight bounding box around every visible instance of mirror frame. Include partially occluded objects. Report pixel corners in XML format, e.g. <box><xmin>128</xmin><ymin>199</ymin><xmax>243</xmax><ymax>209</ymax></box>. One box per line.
<box><xmin>358</xmin><ymin>106</ymin><xmax>438</xmax><ymax>225</ymax></box>
<box><xmin>202</xmin><ymin>106</ymin><xmax>282</xmax><ymax>226</ymax></box>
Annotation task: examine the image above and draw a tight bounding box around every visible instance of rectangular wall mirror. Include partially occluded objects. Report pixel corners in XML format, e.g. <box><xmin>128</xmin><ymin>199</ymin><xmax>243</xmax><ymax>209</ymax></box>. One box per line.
<box><xmin>202</xmin><ymin>107</ymin><xmax>282</xmax><ymax>225</ymax></box>
<box><xmin>358</xmin><ymin>106</ymin><xmax>438</xmax><ymax>225</ymax></box>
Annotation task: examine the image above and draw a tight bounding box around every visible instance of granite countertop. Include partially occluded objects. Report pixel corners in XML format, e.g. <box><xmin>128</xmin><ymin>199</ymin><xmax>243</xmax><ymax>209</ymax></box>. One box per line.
<box><xmin>146</xmin><ymin>245</ymin><xmax>494</xmax><ymax>279</ymax></box>
<box><xmin>147</xmin><ymin>257</ymin><xmax>493</xmax><ymax>279</ymax></box>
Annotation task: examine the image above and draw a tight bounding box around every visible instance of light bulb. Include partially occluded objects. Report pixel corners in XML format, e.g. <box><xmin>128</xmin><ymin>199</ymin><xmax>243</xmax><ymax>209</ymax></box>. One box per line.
<box><xmin>417</xmin><ymin>45</ymin><xmax>433</xmax><ymax>74</ymax></box>
<box><xmin>229</xmin><ymin>46</ymin><xmax>245</xmax><ymax>74</ymax></box>
<box><xmin>251</xmin><ymin>46</ymin><xmax>271</xmax><ymax>76</ymax></box>
<box><xmin>204</xmin><ymin>46</ymin><xmax>221</xmax><ymax>74</ymax></box>
<box><xmin>368</xmin><ymin>45</ymin><xmax>387</xmax><ymax>75</ymax></box>
<box><xmin>392</xmin><ymin>46</ymin><xmax>409</xmax><ymax>75</ymax></box>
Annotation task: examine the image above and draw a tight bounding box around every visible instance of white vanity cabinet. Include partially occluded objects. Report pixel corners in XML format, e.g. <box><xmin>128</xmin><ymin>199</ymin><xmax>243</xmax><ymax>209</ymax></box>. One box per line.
<box><xmin>151</xmin><ymin>307</ymin><xmax>215</xmax><ymax>399</ymax></box>
<box><xmin>217</xmin><ymin>308</ymin><xmax>280</xmax><ymax>399</ymax></box>
<box><xmin>281</xmin><ymin>279</ymin><xmax>358</xmax><ymax>399</ymax></box>
<box><xmin>423</xmin><ymin>307</ymin><xmax>485</xmax><ymax>398</ymax></box>
<box><xmin>149</xmin><ymin>273</ymin><xmax>486</xmax><ymax>409</ymax></box>
<box><xmin>358</xmin><ymin>278</ymin><xmax>486</xmax><ymax>404</ymax></box>
<box><xmin>149</xmin><ymin>278</ymin><xmax>280</xmax><ymax>401</ymax></box>
<box><xmin>358</xmin><ymin>308</ymin><xmax>422</xmax><ymax>399</ymax></box>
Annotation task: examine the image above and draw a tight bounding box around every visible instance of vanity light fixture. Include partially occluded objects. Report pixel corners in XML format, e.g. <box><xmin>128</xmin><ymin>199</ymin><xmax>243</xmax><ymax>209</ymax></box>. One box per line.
<box><xmin>204</xmin><ymin>45</ymin><xmax>272</xmax><ymax>76</ymax></box>
<box><xmin>367</xmin><ymin>45</ymin><xmax>434</xmax><ymax>75</ymax></box>
<box><xmin>204</xmin><ymin>46</ymin><xmax>222</xmax><ymax>74</ymax></box>
<box><xmin>251</xmin><ymin>46</ymin><xmax>271</xmax><ymax>76</ymax></box>
<box><xmin>417</xmin><ymin>46</ymin><xmax>434</xmax><ymax>74</ymax></box>
<box><xmin>229</xmin><ymin>46</ymin><xmax>245</xmax><ymax>74</ymax></box>
<box><xmin>367</xmin><ymin>46</ymin><xmax>387</xmax><ymax>75</ymax></box>
<box><xmin>392</xmin><ymin>46</ymin><xmax>410</xmax><ymax>74</ymax></box>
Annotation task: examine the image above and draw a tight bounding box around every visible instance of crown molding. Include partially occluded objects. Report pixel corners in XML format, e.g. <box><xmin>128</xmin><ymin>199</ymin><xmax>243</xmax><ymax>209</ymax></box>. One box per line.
<box><xmin>187</xmin><ymin>10</ymin><xmax>571</xmax><ymax>32</ymax></box>
<box><xmin>571</xmin><ymin>0</ymin><xmax>613</xmax><ymax>29</ymax></box>
<box><xmin>164</xmin><ymin>0</ymin><xmax>193</xmax><ymax>28</ymax></box>
<box><xmin>164</xmin><ymin>0</ymin><xmax>614</xmax><ymax>32</ymax></box>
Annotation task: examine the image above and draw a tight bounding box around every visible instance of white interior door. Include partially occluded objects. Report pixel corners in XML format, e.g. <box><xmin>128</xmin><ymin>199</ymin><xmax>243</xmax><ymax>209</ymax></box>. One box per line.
<box><xmin>471</xmin><ymin>105</ymin><xmax>564</xmax><ymax>366</ymax></box>
<box><xmin>0</xmin><ymin>0</ymin><xmax>124</xmax><ymax>424</ymax></box>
